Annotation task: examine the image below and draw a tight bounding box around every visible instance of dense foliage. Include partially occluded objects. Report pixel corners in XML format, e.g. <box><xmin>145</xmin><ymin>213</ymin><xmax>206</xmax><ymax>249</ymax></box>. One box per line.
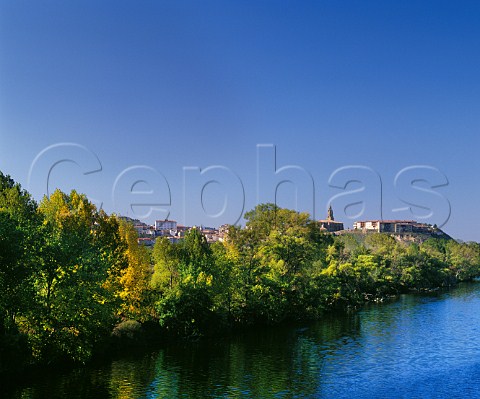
<box><xmin>1</xmin><ymin>172</ymin><xmax>480</xmax><ymax>372</ymax></box>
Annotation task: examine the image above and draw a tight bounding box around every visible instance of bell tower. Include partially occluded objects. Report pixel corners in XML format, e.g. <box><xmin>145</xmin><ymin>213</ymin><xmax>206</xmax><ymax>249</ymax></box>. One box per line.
<box><xmin>327</xmin><ymin>205</ymin><xmax>334</xmax><ymax>221</ymax></box>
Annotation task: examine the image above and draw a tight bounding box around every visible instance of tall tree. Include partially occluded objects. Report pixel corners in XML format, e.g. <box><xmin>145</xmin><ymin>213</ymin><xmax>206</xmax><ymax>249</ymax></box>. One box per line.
<box><xmin>116</xmin><ymin>218</ymin><xmax>153</xmax><ymax>321</ymax></box>
<box><xmin>152</xmin><ymin>237</ymin><xmax>180</xmax><ymax>291</ymax></box>
<box><xmin>155</xmin><ymin>228</ymin><xmax>219</xmax><ymax>337</ymax></box>
<box><xmin>0</xmin><ymin>172</ymin><xmax>39</xmax><ymax>334</ymax></box>
<box><xmin>29</xmin><ymin>190</ymin><xmax>115</xmax><ymax>362</ymax></box>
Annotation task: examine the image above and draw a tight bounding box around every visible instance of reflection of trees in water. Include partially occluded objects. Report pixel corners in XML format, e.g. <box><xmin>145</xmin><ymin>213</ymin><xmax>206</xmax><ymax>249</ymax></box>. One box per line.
<box><xmin>108</xmin><ymin>355</ymin><xmax>160</xmax><ymax>398</ymax></box>
<box><xmin>138</xmin><ymin>315</ymin><xmax>360</xmax><ymax>398</ymax></box>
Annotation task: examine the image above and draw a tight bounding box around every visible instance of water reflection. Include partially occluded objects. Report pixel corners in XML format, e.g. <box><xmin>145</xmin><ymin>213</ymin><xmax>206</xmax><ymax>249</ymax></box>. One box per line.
<box><xmin>7</xmin><ymin>282</ymin><xmax>480</xmax><ymax>399</ymax></box>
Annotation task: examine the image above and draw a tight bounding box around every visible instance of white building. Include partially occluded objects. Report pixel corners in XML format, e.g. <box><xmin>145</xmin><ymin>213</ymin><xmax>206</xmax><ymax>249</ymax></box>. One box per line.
<box><xmin>155</xmin><ymin>219</ymin><xmax>177</xmax><ymax>233</ymax></box>
<box><xmin>353</xmin><ymin>220</ymin><xmax>431</xmax><ymax>234</ymax></box>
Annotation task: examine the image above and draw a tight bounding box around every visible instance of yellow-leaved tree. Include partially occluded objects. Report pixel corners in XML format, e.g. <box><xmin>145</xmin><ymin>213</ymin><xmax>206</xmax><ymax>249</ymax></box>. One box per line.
<box><xmin>117</xmin><ymin>218</ymin><xmax>153</xmax><ymax>322</ymax></box>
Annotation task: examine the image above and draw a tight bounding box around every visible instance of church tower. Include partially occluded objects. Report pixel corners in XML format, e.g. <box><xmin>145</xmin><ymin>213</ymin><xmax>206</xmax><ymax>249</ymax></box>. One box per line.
<box><xmin>319</xmin><ymin>205</ymin><xmax>343</xmax><ymax>232</ymax></box>
<box><xmin>327</xmin><ymin>205</ymin><xmax>334</xmax><ymax>221</ymax></box>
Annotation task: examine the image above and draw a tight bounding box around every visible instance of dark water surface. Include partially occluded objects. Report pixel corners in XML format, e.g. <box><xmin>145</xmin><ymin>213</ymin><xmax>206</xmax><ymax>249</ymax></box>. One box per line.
<box><xmin>7</xmin><ymin>282</ymin><xmax>480</xmax><ymax>398</ymax></box>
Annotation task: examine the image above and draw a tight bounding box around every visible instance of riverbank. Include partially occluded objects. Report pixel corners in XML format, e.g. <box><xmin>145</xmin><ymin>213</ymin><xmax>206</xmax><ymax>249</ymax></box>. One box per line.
<box><xmin>5</xmin><ymin>281</ymin><xmax>480</xmax><ymax>399</ymax></box>
<box><xmin>3</xmin><ymin>278</ymin><xmax>475</xmax><ymax>381</ymax></box>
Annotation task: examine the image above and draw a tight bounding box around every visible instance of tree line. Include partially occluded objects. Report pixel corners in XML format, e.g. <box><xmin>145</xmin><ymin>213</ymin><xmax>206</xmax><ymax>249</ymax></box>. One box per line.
<box><xmin>1</xmin><ymin>172</ymin><xmax>480</xmax><ymax>371</ymax></box>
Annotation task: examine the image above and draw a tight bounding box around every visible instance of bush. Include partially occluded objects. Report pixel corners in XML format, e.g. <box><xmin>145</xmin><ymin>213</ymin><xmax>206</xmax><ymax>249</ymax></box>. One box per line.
<box><xmin>111</xmin><ymin>320</ymin><xmax>143</xmax><ymax>342</ymax></box>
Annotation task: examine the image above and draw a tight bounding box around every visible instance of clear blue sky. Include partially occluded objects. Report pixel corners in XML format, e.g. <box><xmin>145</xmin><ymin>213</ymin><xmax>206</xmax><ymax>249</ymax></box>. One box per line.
<box><xmin>1</xmin><ymin>0</ymin><xmax>479</xmax><ymax>241</ymax></box>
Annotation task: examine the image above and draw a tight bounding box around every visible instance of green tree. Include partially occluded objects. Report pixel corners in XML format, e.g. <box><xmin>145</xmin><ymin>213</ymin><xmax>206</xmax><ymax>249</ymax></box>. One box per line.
<box><xmin>399</xmin><ymin>251</ymin><xmax>449</xmax><ymax>289</ymax></box>
<box><xmin>421</xmin><ymin>238</ymin><xmax>448</xmax><ymax>262</ymax></box>
<box><xmin>0</xmin><ymin>172</ymin><xmax>39</xmax><ymax>335</ymax></box>
<box><xmin>155</xmin><ymin>228</ymin><xmax>220</xmax><ymax>337</ymax></box>
<box><xmin>364</xmin><ymin>233</ymin><xmax>398</xmax><ymax>260</ymax></box>
<box><xmin>27</xmin><ymin>190</ymin><xmax>116</xmax><ymax>362</ymax></box>
<box><xmin>0</xmin><ymin>211</ymin><xmax>25</xmax><ymax>333</ymax></box>
<box><xmin>225</xmin><ymin>205</ymin><xmax>333</xmax><ymax>323</ymax></box>
<box><xmin>152</xmin><ymin>237</ymin><xmax>180</xmax><ymax>291</ymax></box>
<box><xmin>445</xmin><ymin>240</ymin><xmax>480</xmax><ymax>281</ymax></box>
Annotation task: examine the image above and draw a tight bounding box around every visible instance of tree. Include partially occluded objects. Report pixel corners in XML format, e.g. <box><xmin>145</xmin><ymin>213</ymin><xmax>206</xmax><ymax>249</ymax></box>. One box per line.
<box><xmin>364</xmin><ymin>233</ymin><xmax>397</xmax><ymax>259</ymax></box>
<box><xmin>0</xmin><ymin>172</ymin><xmax>39</xmax><ymax>335</ymax></box>
<box><xmin>399</xmin><ymin>251</ymin><xmax>449</xmax><ymax>289</ymax></box>
<box><xmin>152</xmin><ymin>237</ymin><xmax>180</xmax><ymax>291</ymax></box>
<box><xmin>154</xmin><ymin>228</ymin><xmax>220</xmax><ymax>337</ymax></box>
<box><xmin>27</xmin><ymin>190</ymin><xmax>116</xmax><ymax>362</ymax></box>
<box><xmin>117</xmin><ymin>218</ymin><xmax>153</xmax><ymax>321</ymax></box>
<box><xmin>0</xmin><ymin>211</ymin><xmax>24</xmax><ymax>333</ymax></box>
<box><xmin>224</xmin><ymin>205</ymin><xmax>333</xmax><ymax>323</ymax></box>
<box><xmin>445</xmin><ymin>240</ymin><xmax>480</xmax><ymax>281</ymax></box>
<box><xmin>421</xmin><ymin>238</ymin><xmax>448</xmax><ymax>262</ymax></box>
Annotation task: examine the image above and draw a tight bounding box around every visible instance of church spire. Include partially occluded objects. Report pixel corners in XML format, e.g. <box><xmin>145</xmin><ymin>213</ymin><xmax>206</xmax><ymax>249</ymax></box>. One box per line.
<box><xmin>327</xmin><ymin>205</ymin><xmax>334</xmax><ymax>221</ymax></box>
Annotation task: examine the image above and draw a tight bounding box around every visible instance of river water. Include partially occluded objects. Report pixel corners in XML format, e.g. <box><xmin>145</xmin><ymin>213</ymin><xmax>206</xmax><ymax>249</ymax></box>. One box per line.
<box><xmin>7</xmin><ymin>282</ymin><xmax>480</xmax><ymax>398</ymax></box>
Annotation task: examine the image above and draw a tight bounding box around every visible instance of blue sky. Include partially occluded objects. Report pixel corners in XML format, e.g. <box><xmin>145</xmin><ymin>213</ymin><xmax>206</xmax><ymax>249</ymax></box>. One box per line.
<box><xmin>1</xmin><ymin>0</ymin><xmax>479</xmax><ymax>241</ymax></box>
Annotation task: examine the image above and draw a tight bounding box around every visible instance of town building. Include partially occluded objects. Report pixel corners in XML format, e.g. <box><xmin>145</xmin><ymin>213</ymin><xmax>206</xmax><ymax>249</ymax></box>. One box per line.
<box><xmin>202</xmin><ymin>227</ymin><xmax>220</xmax><ymax>243</ymax></box>
<box><xmin>154</xmin><ymin>219</ymin><xmax>177</xmax><ymax>235</ymax></box>
<box><xmin>175</xmin><ymin>225</ymin><xmax>188</xmax><ymax>237</ymax></box>
<box><xmin>353</xmin><ymin>220</ymin><xmax>432</xmax><ymax>234</ymax></box>
<box><xmin>134</xmin><ymin>222</ymin><xmax>156</xmax><ymax>237</ymax></box>
<box><xmin>218</xmin><ymin>224</ymin><xmax>230</xmax><ymax>242</ymax></box>
<box><xmin>319</xmin><ymin>206</ymin><xmax>344</xmax><ymax>232</ymax></box>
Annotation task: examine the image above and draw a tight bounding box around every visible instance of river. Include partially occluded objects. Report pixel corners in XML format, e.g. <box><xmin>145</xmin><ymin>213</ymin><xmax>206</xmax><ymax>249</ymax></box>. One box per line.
<box><xmin>6</xmin><ymin>282</ymin><xmax>480</xmax><ymax>398</ymax></box>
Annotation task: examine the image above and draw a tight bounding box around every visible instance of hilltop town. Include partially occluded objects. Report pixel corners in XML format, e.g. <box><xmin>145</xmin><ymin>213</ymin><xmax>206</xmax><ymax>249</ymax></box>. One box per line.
<box><xmin>123</xmin><ymin>205</ymin><xmax>451</xmax><ymax>247</ymax></box>
<box><xmin>319</xmin><ymin>206</ymin><xmax>451</xmax><ymax>243</ymax></box>
<box><xmin>118</xmin><ymin>216</ymin><xmax>231</xmax><ymax>246</ymax></box>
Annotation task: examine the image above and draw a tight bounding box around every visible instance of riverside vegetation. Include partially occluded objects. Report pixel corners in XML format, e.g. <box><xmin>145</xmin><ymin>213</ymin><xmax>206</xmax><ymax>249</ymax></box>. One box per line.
<box><xmin>1</xmin><ymin>171</ymin><xmax>480</xmax><ymax>374</ymax></box>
